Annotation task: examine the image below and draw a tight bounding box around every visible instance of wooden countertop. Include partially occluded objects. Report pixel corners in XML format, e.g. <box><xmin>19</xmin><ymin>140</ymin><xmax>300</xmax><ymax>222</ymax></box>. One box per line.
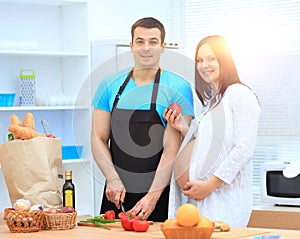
<box><xmin>248</xmin><ymin>205</ymin><xmax>300</xmax><ymax>230</ymax></box>
<box><xmin>1</xmin><ymin>213</ymin><xmax>300</xmax><ymax>239</ymax></box>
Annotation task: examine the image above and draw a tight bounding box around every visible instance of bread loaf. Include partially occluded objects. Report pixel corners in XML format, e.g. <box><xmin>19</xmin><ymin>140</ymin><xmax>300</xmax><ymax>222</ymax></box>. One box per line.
<box><xmin>8</xmin><ymin>124</ymin><xmax>45</xmax><ymax>140</ymax></box>
<box><xmin>23</xmin><ymin>112</ymin><xmax>35</xmax><ymax>130</ymax></box>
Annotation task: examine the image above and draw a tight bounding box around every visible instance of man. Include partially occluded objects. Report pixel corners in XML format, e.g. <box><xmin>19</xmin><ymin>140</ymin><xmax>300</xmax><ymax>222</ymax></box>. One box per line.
<box><xmin>91</xmin><ymin>17</ymin><xmax>194</xmax><ymax>222</ymax></box>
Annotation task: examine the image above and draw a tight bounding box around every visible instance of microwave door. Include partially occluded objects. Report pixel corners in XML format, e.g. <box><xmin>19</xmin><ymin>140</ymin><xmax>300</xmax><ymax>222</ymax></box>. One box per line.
<box><xmin>267</xmin><ymin>171</ymin><xmax>300</xmax><ymax>198</ymax></box>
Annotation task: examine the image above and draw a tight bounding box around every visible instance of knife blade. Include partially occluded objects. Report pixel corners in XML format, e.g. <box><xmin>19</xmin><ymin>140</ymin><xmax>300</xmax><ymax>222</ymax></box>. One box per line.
<box><xmin>120</xmin><ymin>201</ymin><xmax>125</xmax><ymax>213</ymax></box>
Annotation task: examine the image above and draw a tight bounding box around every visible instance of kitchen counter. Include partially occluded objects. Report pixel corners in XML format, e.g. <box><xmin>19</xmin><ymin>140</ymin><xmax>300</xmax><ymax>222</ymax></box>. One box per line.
<box><xmin>1</xmin><ymin>214</ymin><xmax>300</xmax><ymax>239</ymax></box>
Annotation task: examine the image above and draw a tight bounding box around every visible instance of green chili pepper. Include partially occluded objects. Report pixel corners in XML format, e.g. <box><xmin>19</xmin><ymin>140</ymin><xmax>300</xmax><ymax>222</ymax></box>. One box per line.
<box><xmin>80</xmin><ymin>216</ymin><xmax>119</xmax><ymax>230</ymax></box>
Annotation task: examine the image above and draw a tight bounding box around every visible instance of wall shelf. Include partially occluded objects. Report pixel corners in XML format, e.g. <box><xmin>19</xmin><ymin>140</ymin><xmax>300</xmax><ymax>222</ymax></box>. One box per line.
<box><xmin>0</xmin><ymin>106</ymin><xmax>90</xmax><ymax>111</ymax></box>
<box><xmin>0</xmin><ymin>50</ymin><xmax>89</xmax><ymax>57</ymax></box>
<box><xmin>0</xmin><ymin>0</ymin><xmax>88</xmax><ymax>6</ymax></box>
<box><xmin>62</xmin><ymin>158</ymin><xmax>90</xmax><ymax>164</ymax></box>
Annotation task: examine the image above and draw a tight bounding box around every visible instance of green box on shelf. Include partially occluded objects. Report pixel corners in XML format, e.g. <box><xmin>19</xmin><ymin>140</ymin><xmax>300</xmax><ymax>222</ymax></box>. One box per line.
<box><xmin>62</xmin><ymin>146</ymin><xmax>83</xmax><ymax>160</ymax></box>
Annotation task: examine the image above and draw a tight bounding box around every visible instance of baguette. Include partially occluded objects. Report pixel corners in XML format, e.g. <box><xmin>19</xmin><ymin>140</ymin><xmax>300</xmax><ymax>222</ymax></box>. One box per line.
<box><xmin>23</xmin><ymin>112</ymin><xmax>35</xmax><ymax>130</ymax></box>
<box><xmin>8</xmin><ymin>124</ymin><xmax>45</xmax><ymax>140</ymax></box>
<box><xmin>10</xmin><ymin>114</ymin><xmax>22</xmax><ymax>126</ymax></box>
<box><xmin>9</xmin><ymin>114</ymin><xmax>22</xmax><ymax>139</ymax></box>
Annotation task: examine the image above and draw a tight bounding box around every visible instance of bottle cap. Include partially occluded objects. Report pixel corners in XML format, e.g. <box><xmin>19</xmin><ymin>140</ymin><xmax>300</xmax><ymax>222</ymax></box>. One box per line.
<box><xmin>65</xmin><ymin>170</ymin><xmax>72</xmax><ymax>178</ymax></box>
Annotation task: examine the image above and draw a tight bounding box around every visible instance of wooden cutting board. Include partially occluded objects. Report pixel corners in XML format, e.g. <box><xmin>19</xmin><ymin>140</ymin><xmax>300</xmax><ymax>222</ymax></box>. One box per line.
<box><xmin>211</xmin><ymin>228</ymin><xmax>270</xmax><ymax>239</ymax></box>
<box><xmin>78</xmin><ymin>221</ymin><xmax>122</xmax><ymax>229</ymax></box>
<box><xmin>78</xmin><ymin>221</ymin><xmax>154</xmax><ymax>229</ymax></box>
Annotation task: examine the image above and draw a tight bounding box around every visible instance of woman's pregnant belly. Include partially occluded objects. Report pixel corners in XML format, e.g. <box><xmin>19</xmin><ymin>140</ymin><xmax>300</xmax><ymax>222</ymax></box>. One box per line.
<box><xmin>173</xmin><ymin>139</ymin><xmax>195</xmax><ymax>189</ymax></box>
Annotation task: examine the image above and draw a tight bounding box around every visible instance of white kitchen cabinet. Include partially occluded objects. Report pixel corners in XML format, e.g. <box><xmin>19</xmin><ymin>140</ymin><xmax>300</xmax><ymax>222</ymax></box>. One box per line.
<box><xmin>0</xmin><ymin>0</ymin><xmax>93</xmax><ymax>216</ymax></box>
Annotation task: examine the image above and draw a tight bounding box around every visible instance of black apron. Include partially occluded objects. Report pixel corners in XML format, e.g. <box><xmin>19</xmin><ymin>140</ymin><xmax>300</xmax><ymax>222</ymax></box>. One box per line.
<box><xmin>100</xmin><ymin>68</ymin><xmax>169</xmax><ymax>222</ymax></box>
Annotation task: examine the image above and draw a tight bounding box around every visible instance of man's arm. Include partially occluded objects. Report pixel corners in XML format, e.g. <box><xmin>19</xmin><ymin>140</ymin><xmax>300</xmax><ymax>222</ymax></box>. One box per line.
<box><xmin>91</xmin><ymin>108</ymin><xmax>125</xmax><ymax>206</ymax></box>
<box><xmin>91</xmin><ymin>108</ymin><xmax>117</xmax><ymax>180</ymax></box>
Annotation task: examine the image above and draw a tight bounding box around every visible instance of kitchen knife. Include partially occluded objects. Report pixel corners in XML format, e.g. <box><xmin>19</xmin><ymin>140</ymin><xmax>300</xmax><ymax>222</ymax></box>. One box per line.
<box><xmin>120</xmin><ymin>201</ymin><xmax>125</xmax><ymax>213</ymax></box>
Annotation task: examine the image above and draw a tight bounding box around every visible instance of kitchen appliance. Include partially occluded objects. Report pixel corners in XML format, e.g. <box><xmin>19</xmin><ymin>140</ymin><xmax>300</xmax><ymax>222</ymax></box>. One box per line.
<box><xmin>260</xmin><ymin>161</ymin><xmax>300</xmax><ymax>206</ymax></box>
<box><xmin>19</xmin><ymin>69</ymin><xmax>35</xmax><ymax>106</ymax></box>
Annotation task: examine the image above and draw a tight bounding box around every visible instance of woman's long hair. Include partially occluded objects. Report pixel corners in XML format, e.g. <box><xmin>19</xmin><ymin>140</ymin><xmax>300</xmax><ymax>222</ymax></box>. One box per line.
<box><xmin>195</xmin><ymin>35</ymin><xmax>241</xmax><ymax>105</ymax></box>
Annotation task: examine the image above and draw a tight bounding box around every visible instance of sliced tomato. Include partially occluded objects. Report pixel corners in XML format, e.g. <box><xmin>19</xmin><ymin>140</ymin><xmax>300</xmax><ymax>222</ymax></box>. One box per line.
<box><xmin>104</xmin><ymin>210</ymin><xmax>115</xmax><ymax>220</ymax></box>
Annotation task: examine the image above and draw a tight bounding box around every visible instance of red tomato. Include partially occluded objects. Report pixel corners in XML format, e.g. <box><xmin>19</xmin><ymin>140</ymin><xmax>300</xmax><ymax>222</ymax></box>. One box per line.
<box><xmin>168</xmin><ymin>103</ymin><xmax>182</xmax><ymax>116</ymax></box>
<box><xmin>132</xmin><ymin>219</ymin><xmax>150</xmax><ymax>232</ymax></box>
<box><xmin>104</xmin><ymin>210</ymin><xmax>115</xmax><ymax>220</ymax></box>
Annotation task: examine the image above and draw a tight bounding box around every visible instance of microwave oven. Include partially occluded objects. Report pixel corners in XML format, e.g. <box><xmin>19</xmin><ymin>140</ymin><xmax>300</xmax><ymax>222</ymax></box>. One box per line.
<box><xmin>260</xmin><ymin>161</ymin><xmax>300</xmax><ymax>206</ymax></box>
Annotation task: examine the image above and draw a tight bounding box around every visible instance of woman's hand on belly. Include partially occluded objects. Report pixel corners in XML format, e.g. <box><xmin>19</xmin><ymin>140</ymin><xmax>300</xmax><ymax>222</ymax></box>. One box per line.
<box><xmin>182</xmin><ymin>176</ymin><xmax>223</xmax><ymax>201</ymax></box>
<box><xmin>182</xmin><ymin>180</ymin><xmax>209</xmax><ymax>201</ymax></box>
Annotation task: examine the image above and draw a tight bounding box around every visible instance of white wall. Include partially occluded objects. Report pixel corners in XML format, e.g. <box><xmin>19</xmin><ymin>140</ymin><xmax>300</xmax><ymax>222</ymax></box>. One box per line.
<box><xmin>88</xmin><ymin>0</ymin><xmax>170</xmax><ymax>42</ymax></box>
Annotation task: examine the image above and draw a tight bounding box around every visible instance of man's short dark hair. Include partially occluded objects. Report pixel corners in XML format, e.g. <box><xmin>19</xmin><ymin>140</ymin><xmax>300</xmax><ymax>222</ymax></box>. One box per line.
<box><xmin>131</xmin><ymin>17</ymin><xmax>165</xmax><ymax>44</ymax></box>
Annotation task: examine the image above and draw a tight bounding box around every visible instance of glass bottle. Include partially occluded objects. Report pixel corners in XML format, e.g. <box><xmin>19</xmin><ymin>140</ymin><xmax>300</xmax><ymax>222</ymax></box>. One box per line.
<box><xmin>62</xmin><ymin>170</ymin><xmax>75</xmax><ymax>209</ymax></box>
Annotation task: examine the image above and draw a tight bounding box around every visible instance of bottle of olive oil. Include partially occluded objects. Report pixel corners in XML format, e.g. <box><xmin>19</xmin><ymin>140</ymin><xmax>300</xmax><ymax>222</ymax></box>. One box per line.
<box><xmin>62</xmin><ymin>170</ymin><xmax>75</xmax><ymax>209</ymax></box>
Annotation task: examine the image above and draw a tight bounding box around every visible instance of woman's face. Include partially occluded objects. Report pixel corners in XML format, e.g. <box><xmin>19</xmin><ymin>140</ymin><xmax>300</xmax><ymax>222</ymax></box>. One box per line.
<box><xmin>196</xmin><ymin>44</ymin><xmax>220</xmax><ymax>91</ymax></box>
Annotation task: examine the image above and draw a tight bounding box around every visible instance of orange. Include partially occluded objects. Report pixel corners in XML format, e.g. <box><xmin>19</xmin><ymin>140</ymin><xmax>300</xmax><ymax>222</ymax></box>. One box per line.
<box><xmin>196</xmin><ymin>216</ymin><xmax>214</xmax><ymax>228</ymax></box>
<box><xmin>176</xmin><ymin>203</ymin><xmax>200</xmax><ymax>227</ymax></box>
<box><xmin>162</xmin><ymin>218</ymin><xmax>181</xmax><ymax>228</ymax></box>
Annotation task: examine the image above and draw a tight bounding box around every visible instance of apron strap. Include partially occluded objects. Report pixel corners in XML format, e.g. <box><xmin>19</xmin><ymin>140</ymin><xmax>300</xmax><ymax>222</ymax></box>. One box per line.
<box><xmin>113</xmin><ymin>68</ymin><xmax>161</xmax><ymax>111</ymax></box>
<box><xmin>113</xmin><ymin>69</ymin><xmax>133</xmax><ymax>109</ymax></box>
<box><xmin>150</xmin><ymin>68</ymin><xmax>161</xmax><ymax>111</ymax></box>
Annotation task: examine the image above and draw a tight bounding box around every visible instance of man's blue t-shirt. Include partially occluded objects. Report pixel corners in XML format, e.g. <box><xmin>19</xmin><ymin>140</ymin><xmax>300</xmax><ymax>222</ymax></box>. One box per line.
<box><xmin>92</xmin><ymin>68</ymin><xmax>194</xmax><ymax>126</ymax></box>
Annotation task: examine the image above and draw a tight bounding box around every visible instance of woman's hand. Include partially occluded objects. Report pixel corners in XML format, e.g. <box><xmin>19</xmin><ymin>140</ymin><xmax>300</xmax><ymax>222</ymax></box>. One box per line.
<box><xmin>163</xmin><ymin>108</ymin><xmax>189</xmax><ymax>135</ymax></box>
<box><xmin>182</xmin><ymin>180</ymin><xmax>211</xmax><ymax>201</ymax></box>
<box><xmin>182</xmin><ymin>176</ymin><xmax>223</xmax><ymax>201</ymax></box>
<box><xmin>106</xmin><ymin>178</ymin><xmax>126</xmax><ymax>209</ymax></box>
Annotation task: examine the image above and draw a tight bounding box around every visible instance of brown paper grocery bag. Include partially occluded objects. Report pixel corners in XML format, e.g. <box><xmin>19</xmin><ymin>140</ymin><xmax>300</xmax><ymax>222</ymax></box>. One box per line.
<box><xmin>0</xmin><ymin>137</ymin><xmax>63</xmax><ymax>208</ymax></box>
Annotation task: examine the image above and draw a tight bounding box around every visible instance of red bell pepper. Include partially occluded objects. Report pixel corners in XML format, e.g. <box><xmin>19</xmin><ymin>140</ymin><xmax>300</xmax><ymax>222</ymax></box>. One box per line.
<box><xmin>132</xmin><ymin>219</ymin><xmax>150</xmax><ymax>232</ymax></box>
<box><xmin>118</xmin><ymin>211</ymin><xmax>132</xmax><ymax>219</ymax></box>
<box><xmin>120</xmin><ymin>213</ymin><xmax>137</xmax><ymax>231</ymax></box>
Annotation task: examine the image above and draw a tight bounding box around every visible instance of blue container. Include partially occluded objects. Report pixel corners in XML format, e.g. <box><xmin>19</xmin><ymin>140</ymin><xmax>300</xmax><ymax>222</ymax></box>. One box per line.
<box><xmin>0</xmin><ymin>93</ymin><xmax>16</xmax><ymax>106</ymax></box>
<box><xmin>62</xmin><ymin>146</ymin><xmax>83</xmax><ymax>160</ymax></box>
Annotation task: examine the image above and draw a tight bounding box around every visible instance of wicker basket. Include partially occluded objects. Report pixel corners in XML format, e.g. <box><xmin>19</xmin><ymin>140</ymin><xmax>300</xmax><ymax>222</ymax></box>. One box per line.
<box><xmin>43</xmin><ymin>211</ymin><xmax>77</xmax><ymax>230</ymax></box>
<box><xmin>3</xmin><ymin>208</ymin><xmax>44</xmax><ymax>233</ymax></box>
<box><xmin>161</xmin><ymin>224</ymin><xmax>214</xmax><ymax>239</ymax></box>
